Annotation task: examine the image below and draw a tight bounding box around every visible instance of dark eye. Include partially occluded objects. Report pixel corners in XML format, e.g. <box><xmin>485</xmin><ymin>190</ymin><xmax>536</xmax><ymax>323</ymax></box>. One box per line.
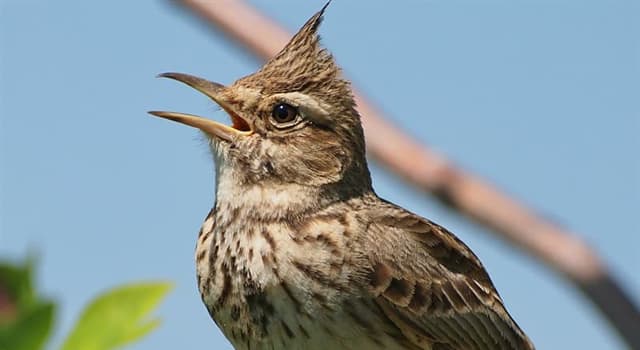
<box><xmin>271</xmin><ymin>103</ymin><xmax>298</xmax><ymax>124</ymax></box>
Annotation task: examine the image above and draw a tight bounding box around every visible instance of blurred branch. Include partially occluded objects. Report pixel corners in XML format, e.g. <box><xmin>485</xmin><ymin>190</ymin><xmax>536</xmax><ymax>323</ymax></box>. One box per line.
<box><xmin>176</xmin><ymin>0</ymin><xmax>640</xmax><ymax>347</ymax></box>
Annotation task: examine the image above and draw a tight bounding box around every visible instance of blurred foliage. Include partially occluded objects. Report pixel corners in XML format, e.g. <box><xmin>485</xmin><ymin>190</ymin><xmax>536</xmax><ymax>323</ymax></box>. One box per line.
<box><xmin>0</xmin><ymin>257</ymin><xmax>172</xmax><ymax>350</ymax></box>
<box><xmin>0</xmin><ymin>258</ymin><xmax>54</xmax><ymax>350</ymax></box>
<box><xmin>61</xmin><ymin>283</ymin><xmax>172</xmax><ymax>350</ymax></box>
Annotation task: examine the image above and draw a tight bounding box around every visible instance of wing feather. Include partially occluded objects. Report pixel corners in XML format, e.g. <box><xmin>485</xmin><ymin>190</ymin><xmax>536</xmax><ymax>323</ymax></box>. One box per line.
<box><xmin>360</xmin><ymin>200</ymin><xmax>535</xmax><ymax>350</ymax></box>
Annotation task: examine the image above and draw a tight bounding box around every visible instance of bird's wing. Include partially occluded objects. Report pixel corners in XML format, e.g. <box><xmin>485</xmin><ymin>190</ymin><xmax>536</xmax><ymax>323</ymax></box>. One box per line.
<box><xmin>360</xmin><ymin>200</ymin><xmax>535</xmax><ymax>350</ymax></box>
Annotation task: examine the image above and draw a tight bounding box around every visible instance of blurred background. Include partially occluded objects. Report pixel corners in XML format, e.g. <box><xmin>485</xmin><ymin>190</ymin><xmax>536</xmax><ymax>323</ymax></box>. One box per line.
<box><xmin>1</xmin><ymin>0</ymin><xmax>638</xmax><ymax>349</ymax></box>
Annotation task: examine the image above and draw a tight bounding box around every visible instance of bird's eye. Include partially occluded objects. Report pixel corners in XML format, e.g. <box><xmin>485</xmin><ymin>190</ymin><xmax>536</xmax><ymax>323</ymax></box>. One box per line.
<box><xmin>271</xmin><ymin>103</ymin><xmax>299</xmax><ymax>125</ymax></box>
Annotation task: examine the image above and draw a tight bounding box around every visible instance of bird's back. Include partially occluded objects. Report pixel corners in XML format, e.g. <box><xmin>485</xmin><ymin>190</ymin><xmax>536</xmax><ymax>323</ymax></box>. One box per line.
<box><xmin>352</xmin><ymin>195</ymin><xmax>535</xmax><ymax>350</ymax></box>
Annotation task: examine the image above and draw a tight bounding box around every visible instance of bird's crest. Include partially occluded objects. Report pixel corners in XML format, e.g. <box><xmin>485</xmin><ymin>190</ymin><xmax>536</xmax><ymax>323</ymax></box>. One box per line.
<box><xmin>237</xmin><ymin>1</ymin><xmax>352</xmax><ymax>105</ymax></box>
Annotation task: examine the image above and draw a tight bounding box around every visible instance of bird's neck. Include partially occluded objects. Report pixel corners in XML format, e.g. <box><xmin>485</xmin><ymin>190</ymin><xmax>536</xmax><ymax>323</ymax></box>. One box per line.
<box><xmin>215</xmin><ymin>168</ymin><xmax>322</xmax><ymax>220</ymax></box>
<box><xmin>213</xmin><ymin>166</ymin><xmax>370</xmax><ymax>221</ymax></box>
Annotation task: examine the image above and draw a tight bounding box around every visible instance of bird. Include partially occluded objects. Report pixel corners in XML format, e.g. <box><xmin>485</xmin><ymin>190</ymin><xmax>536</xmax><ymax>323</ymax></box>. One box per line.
<box><xmin>150</xmin><ymin>2</ymin><xmax>535</xmax><ymax>350</ymax></box>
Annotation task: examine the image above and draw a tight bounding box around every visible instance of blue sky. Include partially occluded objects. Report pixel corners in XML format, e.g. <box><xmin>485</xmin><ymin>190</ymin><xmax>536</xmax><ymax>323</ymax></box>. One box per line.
<box><xmin>1</xmin><ymin>1</ymin><xmax>638</xmax><ymax>349</ymax></box>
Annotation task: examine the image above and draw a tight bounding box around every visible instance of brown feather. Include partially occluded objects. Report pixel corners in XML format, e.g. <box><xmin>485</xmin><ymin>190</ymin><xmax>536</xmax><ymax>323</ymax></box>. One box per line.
<box><xmin>362</xmin><ymin>199</ymin><xmax>535</xmax><ymax>349</ymax></box>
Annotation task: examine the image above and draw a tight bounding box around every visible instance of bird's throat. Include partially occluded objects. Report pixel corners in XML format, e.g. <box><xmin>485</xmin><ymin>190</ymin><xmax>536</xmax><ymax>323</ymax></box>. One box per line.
<box><xmin>214</xmin><ymin>166</ymin><xmax>333</xmax><ymax>221</ymax></box>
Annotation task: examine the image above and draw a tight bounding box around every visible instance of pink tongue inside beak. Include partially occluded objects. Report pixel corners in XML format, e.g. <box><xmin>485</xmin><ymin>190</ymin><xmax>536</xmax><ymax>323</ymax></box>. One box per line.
<box><xmin>230</xmin><ymin>114</ymin><xmax>251</xmax><ymax>132</ymax></box>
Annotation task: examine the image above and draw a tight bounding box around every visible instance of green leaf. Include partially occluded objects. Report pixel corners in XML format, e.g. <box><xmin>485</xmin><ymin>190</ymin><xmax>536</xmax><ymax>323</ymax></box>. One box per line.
<box><xmin>60</xmin><ymin>282</ymin><xmax>172</xmax><ymax>350</ymax></box>
<box><xmin>0</xmin><ymin>257</ymin><xmax>37</xmax><ymax>317</ymax></box>
<box><xmin>0</xmin><ymin>256</ymin><xmax>56</xmax><ymax>350</ymax></box>
<box><xmin>0</xmin><ymin>302</ymin><xmax>55</xmax><ymax>350</ymax></box>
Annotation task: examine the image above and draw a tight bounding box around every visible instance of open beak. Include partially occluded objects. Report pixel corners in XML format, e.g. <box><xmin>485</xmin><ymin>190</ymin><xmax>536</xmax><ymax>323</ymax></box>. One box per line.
<box><xmin>149</xmin><ymin>72</ymin><xmax>252</xmax><ymax>142</ymax></box>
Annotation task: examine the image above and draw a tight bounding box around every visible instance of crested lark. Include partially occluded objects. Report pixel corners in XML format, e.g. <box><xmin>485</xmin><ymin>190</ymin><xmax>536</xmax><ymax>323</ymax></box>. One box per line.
<box><xmin>151</xmin><ymin>3</ymin><xmax>535</xmax><ymax>350</ymax></box>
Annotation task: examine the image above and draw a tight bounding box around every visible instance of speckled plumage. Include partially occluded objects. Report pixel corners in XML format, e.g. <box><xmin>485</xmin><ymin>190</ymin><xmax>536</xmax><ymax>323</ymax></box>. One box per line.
<box><xmin>159</xmin><ymin>3</ymin><xmax>535</xmax><ymax>350</ymax></box>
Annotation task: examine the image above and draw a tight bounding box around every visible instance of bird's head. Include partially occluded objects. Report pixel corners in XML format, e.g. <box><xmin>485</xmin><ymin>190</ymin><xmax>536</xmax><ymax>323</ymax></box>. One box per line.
<box><xmin>151</xmin><ymin>3</ymin><xmax>371</xmax><ymax>202</ymax></box>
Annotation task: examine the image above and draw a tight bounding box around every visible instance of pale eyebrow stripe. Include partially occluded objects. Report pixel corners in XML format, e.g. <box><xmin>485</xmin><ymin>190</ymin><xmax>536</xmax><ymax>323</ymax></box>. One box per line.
<box><xmin>272</xmin><ymin>92</ymin><xmax>335</xmax><ymax>128</ymax></box>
